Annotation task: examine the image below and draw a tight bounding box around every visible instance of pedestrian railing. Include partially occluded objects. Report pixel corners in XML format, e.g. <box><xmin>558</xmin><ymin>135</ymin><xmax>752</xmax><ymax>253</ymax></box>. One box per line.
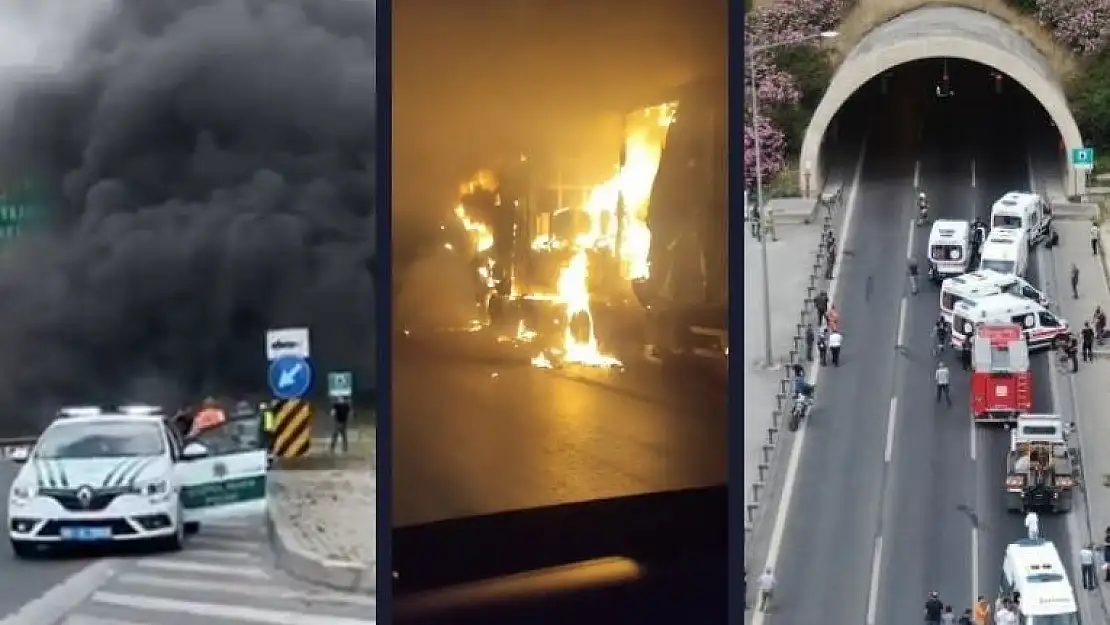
<box><xmin>744</xmin><ymin>186</ymin><xmax>844</xmax><ymax>575</ymax></box>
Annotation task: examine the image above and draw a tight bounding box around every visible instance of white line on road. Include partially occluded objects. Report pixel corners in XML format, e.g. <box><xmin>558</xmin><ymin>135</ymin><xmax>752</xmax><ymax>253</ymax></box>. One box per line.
<box><xmin>971</xmin><ymin>527</ymin><xmax>979</xmax><ymax>603</ymax></box>
<box><xmin>969</xmin><ymin>425</ymin><xmax>977</xmax><ymax>461</ymax></box>
<box><xmin>914</xmin><ymin>160</ymin><xmax>921</xmax><ymax>189</ymax></box>
<box><xmin>905</xmin><ymin>217</ymin><xmax>916</xmax><ymax>259</ymax></box>
<box><xmin>866</xmin><ymin>536</ymin><xmax>883</xmax><ymax>625</ymax></box>
<box><xmin>885</xmin><ymin>397</ymin><xmax>898</xmax><ymax>463</ymax></box>
<box><xmin>89</xmin><ymin>592</ymin><xmax>377</xmax><ymax>625</ymax></box>
<box><xmin>0</xmin><ymin>560</ymin><xmax>119</xmax><ymax>625</ymax></box>
<box><xmin>750</xmin><ymin>137</ymin><xmax>868</xmax><ymax>625</ymax></box>
<box><xmin>971</xmin><ymin>159</ymin><xmax>977</xmax><ymax>188</ymax></box>
<box><xmin>896</xmin><ymin>298</ymin><xmax>908</xmax><ymax>348</ymax></box>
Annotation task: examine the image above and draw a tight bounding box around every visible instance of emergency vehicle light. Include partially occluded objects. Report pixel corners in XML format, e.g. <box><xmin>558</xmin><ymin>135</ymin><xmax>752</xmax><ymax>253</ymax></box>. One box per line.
<box><xmin>1054</xmin><ymin>476</ymin><xmax>1075</xmax><ymax>488</ymax></box>
<box><xmin>57</xmin><ymin>406</ymin><xmax>101</xmax><ymax>417</ymax></box>
<box><xmin>1005</xmin><ymin>475</ymin><xmax>1024</xmax><ymax>488</ymax></box>
<box><xmin>118</xmin><ymin>404</ymin><xmax>162</xmax><ymax>415</ymax></box>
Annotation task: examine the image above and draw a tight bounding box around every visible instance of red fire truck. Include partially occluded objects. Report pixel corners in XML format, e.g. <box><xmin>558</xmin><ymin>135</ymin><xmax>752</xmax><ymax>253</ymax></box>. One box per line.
<box><xmin>970</xmin><ymin>322</ymin><xmax>1032</xmax><ymax>424</ymax></box>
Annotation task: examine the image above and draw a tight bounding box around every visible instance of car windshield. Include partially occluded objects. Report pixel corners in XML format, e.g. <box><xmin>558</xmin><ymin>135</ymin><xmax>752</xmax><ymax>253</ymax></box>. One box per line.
<box><xmin>993</xmin><ymin>214</ymin><xmax>1023</xmax><ymax>228</ymax></box>
<box><xmin>189</xmin><ymin>414</ymin><xmax>262</xmax><ymax>455</ymax></box>
<box><xmin>980</xmin><ymin>260</ymin><xmax>1015</xmax><ymax>274</ymax></box>
<box><xmin>35</xmin><ymin>420</ymin><xmax>165</xmax><ymax>459</ymax></box>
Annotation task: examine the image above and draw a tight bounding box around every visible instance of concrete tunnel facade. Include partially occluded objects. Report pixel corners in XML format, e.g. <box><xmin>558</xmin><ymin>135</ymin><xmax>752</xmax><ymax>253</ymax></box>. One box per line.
<box><xmin>799</xmin><ymin>6</ymin><xmax>1085</xmax><ymax>196</ymax></box>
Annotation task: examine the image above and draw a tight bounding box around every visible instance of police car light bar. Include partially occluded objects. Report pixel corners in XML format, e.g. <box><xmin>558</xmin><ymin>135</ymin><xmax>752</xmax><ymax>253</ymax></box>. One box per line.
<box><xmin>57</xmin><ymin>406</ymin><xmax>102</xmax><ymax>417</ymax></box>
<box><xmin>117</xmin><ymin>404</ymin><xmax>163</xmax><ymax>415</ymax></box>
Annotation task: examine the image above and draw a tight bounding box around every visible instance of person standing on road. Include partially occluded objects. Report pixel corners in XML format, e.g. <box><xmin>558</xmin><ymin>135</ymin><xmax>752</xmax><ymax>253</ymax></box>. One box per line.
<box><xmin>763</xmin><ymin>207</ymin><xmax>778</xmax><ymax>242</ymax></box>
<box><xmin>828</xmin><ymin>329</ymin><xmax>843</xmax><ymax>366</ymax></box>
<box><xmin>1082</xmin><ymin>323</ymin><xmax>1095</xmax><ymax>362</ymax></box>
<box><xmin>995</xmin><ymin>601</ymin><xmax>1017</xmax><ymax>625</ymax></box>
<box><xmin>329</xmin><ymin>395</ymin><xmax>352</xmax><ymax>454</ymax></box>
<box><xmin>1103</xmin><ymin>526</ymin><xmax>1110</xmax><ymax>581</ymax></box>
<box><xmin>940</xmin><ymin>605</ymin><xmax>957</xmax><ymax>625</ymax></box>
<box><xmin>908</xmin><ymin>257</ymin><xmax>920</xmax><ymax>295</ymax></box>
<box><xmin>924</xmin><ymin>592</ymin><xmax>943</xmax><ymax>625</ymax></box>
<box><xmin>757</xmin><ymin>567</ymin><xmax>775</xmax><ymax>612</ymax></box>
<box><xmin>825</xmin><ymin>245</ymin><xmax>837</xmax><ymax>280</ymax></box>
<box><xmin>1025</xmin><ymin>510</ymin><xmax>1040</xmax><ymax>540</ymax></box>
<box><xmin>814</xmin><ymin>291</ymin><xmax>830</xmax><ymax>327</ymax></box>
<box><xmin>935</xmin><ymin>362</ymin><xmax>952</xmax><ymax>406</ymax></box>
<box><xmin>817</xmin><ymin>327</ymin><xmax>829</xmax><ymax>366</ymax></box>
<box><xmin>749</xmin><ymin>205</ymin><xmax>761</xmax><ymax>240</ymax></box>
<box><xmin>973</xmin><ymin>596</ymin><xmax>990</xmax><ymax>625</ymax></box>
<box><xmin>804</xmin><ymin>323</ymin><xmax>816</xmax><ymax>362</ymax></box>
<box><xmin>957</xmin><ymin>608</ymin><xmax>973</xmax><ymax>625</ymax></box>
<box><xmin>1071</xmin><ymin>263</ymin><xmax>1081</xmax><ymax>299</ymax></box>
<box><xmin>1068</xmin><ymin>333</ymin><xmax>1080</xmax><ymax>372</ymax></box>
<box><xmin>1091</xmin><ymin>222</ymin><xmax>1100</xmax><ymax>256</ymax></box>
<box><xmin>1096</xmin><ymin>306</ymin><xmax>1108</xmax><ymax>345</ymax></box>
<box><xmin>1080</xmin><ymin>544</ymin><xmax>1096</xmax><ymax>590</ymax></box>
<box><xmin>961</xmin><ymin>338</ymin><xmax>973</xmax><ymax>371</ymax></box>
<box><xmin>826</xmin><ymin>305</ymin><xmax>841</xmax><ymax>331</ymax></box>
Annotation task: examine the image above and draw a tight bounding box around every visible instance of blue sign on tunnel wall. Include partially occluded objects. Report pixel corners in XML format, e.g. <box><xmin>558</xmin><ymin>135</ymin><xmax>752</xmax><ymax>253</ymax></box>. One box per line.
<box><xmin>1071</xmin><ymin>148</ymin><xmax>1095</xmax><ymax>169</ymax></box>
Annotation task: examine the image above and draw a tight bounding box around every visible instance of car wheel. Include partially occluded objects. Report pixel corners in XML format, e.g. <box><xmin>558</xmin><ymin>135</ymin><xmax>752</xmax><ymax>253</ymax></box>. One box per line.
<box><xmin>159</xmin><ymin>507</ymin><xmax>186</xmax><ymax>553</ymax></box>
<box><xmin>10</xmin><ymin>539</ymin><xmax>38</xmax><ymax>559</ymax></box>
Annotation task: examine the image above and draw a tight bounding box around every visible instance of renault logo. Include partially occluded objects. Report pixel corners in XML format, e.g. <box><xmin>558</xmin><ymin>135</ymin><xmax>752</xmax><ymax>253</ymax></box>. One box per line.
<box><xmin>76</xmin><ymin>486</ymin><xmax>93</xmax><ymax>508</ymax></box>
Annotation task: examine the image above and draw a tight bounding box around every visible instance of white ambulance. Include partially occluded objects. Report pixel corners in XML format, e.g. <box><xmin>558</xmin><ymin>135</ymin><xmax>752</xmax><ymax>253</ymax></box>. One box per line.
<box><xmin>927</xmin><ymin>219</ymin><xmax>972</xmax><ymax>282</ymax></box>
<box><xmin>990</xmin><ymin>191</ymin><xmax>1053</xmax><ymax>246</ymax></box>
<box><xmin>978</xmin><ymin>228</ymin><xmax>1029</xmax><ymax>277</ymax></box>
<box><xmin>1000</xmin><ymin>538</ymin><xmax>1078</xmax><ymax>625</ymax></box>
<box><xmin>950</xmin><ymin>293</ymin><xmax>1067</xmax><ymax>350</ymax></box>
<box><xmin>939</xmin><ymin>270</ymin><xmax>1050</xmax><ymax>324</ymax></box>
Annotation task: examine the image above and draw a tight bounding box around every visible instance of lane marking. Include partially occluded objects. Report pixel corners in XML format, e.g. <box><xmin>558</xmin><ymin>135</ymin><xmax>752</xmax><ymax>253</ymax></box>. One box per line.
<box><xmin>896</xmin><ymin>297</ymin><xmax>908</xmax><ymax>348</ymax></box>
<box><xmin>971</xmin><ymin>527</ymin><xmax>979</xmax><ymax>605</ymax></box>
<box><xmin>914</xmin><ymin>160</ymin><xmax>921</xmax><ymax>189</ymax></box>
<box><xmin>134</xmin><ymin>558</ymin><xmax>271</xmax><ymax>579</ymax></box>
<box><xmin>866</xmin><ymin>536</ymin><xmax>883</xmax><ymax>625</ymax></box>
<box><xmin>88</xmin><ymin>591</ymin><xmax>377</xmax><ymax>625</ymax></box>
<box><xmin>885</xmin><ymin>397</ymin><xmax>898</xmax><ymax>463</ymax></box>
<box><xmin>0</xmin><ymin>559</ymin><xmax>119</xmax><ymax>625</ymax></box>
<box><xmin>113</xmin><ymin>573</ymin><xmax>379</xmax><ymax>606</ymax></box>
<box><xmin>971</xmin><ymin>159</ymin><xmax>977</xmax><ymax>188</ymax></box>
<box><xmin>905</xmin><ymin>217</ymin><xmax>915</xmax><ymax>259</ymax></box>
<box><xmin>969</xmin><ymin>424</ymin><xmax>977</xmax><ymax>461</ymax></box>
<box><xmin>751</xmin><ymin>138</ymin><xmax>867</xmax><ymax>625</ymax></box>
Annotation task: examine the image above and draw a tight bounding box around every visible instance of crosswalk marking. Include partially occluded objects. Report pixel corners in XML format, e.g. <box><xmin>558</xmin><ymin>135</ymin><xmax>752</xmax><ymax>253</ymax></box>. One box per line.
<box><xmin>112</xmin><ymin>574</ymin><xmax>377</xmax><ymax>607</ymax></box>
<box><xmin>88</xmin><ymin>592</ymin><xmax>376</xmax><ymax>625</ymax></box>
<box><xmin>61</xmin><ymin>615</ymin><xmax>145</xmax><ymax>625</ymax></box>
<box><xmin>188</xmin><ymin>537</ymin><xmax>263</xmax><ymax>552</ymax></box>
<box><xmin>179</xmin><ymin>548</ymin><xmax>260</xmax><ymax>561</ymax></box>
<box><xmin>134</xmin><ymin>558</ymin><xmax>271</xmax><ymax>579</ymax></box>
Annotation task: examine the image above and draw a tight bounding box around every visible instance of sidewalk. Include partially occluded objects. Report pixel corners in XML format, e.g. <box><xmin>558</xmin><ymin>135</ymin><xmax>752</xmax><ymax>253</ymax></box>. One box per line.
<box><xmin>1042</xmin><ymin>219</ymin><xmax>1110</xmax><ymax>623</ymax></box>
<box><xmin>267</xmin><ymin>429</ymin><xmax>376</xmax><ymax>594</ymax></box>
<box><xmin>741</xmin><ymin>217</ymin><xmax>829</xmax><ymax>543</ymax></box>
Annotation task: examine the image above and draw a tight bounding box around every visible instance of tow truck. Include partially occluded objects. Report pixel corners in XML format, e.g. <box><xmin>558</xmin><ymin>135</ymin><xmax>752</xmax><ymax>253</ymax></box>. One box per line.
<box><xmin>1004</xmin><ymin>414</ymin><xmax>1077</xmax><ymax>514</ymax></box>
<box><xmin>970</xmin><ymin>322</ymin><xmax>1032</xmax><ymax>424</ymax></box>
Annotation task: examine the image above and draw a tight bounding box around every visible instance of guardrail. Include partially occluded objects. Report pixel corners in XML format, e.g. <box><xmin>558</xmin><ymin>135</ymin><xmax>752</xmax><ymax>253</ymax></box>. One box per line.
<box><xmin>743</xmin><ymin>186</ymin><xmax>844</xmax><ymax>570</ymax></box>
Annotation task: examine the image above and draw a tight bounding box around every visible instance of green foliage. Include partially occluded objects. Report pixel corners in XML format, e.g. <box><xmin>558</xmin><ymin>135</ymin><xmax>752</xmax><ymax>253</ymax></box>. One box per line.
<box><xmin>1068</xmin><ymin>52</ymin><xmax>1110</xmax><ymax>157</ymax></box>
<box><xmin>1004</xmin><ymin>0</ymin><xmax>1038</xmax><ymax>16</ymax></box>
<box><xmin>768</xmin><ymin>45</ymin><xmax>835</xmax><ymax>157</ymax></box>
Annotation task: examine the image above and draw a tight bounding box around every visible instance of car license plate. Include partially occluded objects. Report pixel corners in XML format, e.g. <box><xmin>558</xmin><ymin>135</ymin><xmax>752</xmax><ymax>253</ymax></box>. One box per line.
<box><xmin>60</xmin><ymin>526</ymin><xmax>111</xmax><ymax>541</ymax></box>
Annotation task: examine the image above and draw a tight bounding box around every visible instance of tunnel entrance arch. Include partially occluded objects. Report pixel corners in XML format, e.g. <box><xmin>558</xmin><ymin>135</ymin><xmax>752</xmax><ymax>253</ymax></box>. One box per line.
<box><xmin>800</xmin><ymin>6</ymin><xmax>1084</xmax><ymax>195</ymax></box>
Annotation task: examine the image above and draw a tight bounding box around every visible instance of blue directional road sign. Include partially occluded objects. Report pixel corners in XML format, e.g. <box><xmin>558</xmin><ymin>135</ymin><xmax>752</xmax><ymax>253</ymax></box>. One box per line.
<box><xmin>268</xmin><ymin>355</ymin><xmax>313</xmax><ymax>399</ymax></box>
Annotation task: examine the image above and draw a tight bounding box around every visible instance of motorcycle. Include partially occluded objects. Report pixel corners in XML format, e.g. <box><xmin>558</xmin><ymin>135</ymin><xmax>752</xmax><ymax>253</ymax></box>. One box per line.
<box><xmin>788</xmin><ymin>393</ymin><xmax>813</xmax><ymax>431</ymax></box>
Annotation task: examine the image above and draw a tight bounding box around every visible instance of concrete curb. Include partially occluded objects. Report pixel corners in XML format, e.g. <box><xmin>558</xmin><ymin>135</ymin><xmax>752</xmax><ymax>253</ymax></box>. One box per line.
<box><xmin>266</xmin><ymin>510</ymin><xmax>376</xmax><ymax>594</ymax></box>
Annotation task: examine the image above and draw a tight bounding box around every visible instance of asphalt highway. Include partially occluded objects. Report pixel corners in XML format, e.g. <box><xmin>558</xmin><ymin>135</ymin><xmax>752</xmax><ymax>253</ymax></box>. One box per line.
<box><xmin>392</xmin><ymin>339</ymin><xmax>726</xmax><ymax>527</ymax></box>
<box><xmin>768</xmin><ymin>60</ymin><xmax>1072</xmax><ymax>624</ymax></box>
<box><xmin>0</xmin><ymin>462</ymin><xmax>96</xmax><ymax>621</ymax></box>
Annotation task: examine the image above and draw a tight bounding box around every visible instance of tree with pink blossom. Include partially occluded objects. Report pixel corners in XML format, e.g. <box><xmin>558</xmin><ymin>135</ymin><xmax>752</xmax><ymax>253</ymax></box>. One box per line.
<box><xmin>1032</xmin><ymin>0</ymin><xmax>1110</xmax><ymax>55</ymax></box>
<box><xmin>745</xmin><ymin>116</ymin><xmax>787</xmax><ymax>191</ymax></box>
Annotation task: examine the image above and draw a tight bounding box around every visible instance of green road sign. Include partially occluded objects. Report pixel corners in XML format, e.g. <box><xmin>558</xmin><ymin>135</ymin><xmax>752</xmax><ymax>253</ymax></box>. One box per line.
<box><xmin>1071</xmin><ymin>147</ymin><xmax>1095</xmax><ymax>169</ymax></box>
<box><xmin>327</xmin><ymin>371</ymin><xmax>353</xmax><ymax>397</ymax></box>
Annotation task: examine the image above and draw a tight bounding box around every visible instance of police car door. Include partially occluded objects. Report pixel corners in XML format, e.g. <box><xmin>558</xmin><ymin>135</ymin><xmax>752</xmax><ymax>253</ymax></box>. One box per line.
<box><xmin>176</xmin><ymin>412</ymin><xmax>268</xmax><ymax>523</ymax></box>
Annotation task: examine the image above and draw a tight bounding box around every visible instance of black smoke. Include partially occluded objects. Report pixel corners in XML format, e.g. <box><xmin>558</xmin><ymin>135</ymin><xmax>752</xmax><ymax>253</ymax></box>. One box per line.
<box><xmin>0</xmin><ymin>0</ymin><xmax>376</xmax><ymax>434</ymax></box>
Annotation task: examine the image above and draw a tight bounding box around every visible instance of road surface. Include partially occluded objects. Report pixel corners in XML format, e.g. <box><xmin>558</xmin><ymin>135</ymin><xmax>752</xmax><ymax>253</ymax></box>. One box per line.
<box><xmin>392</xmin><ymin>340</ymin><xmax>726</xmax><ymax>527</ymax></box>
<box><xmin>0</xmin><ymin>463</ymin><xmax>374</xmax><ymax>625</ymax></box>
<box><xmin>766</xmin><ymin>65</ymin><xmax>1071</xmax><ymax>623</ymax></box>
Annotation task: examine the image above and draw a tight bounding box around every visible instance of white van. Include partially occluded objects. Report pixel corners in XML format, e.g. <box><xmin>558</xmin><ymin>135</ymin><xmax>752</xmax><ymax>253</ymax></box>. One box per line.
<box><xmin>978</xmin><ymin>228</ymin><xmax>1029</xmax><ymax>277</ymax></box>
<box><xmin>939</xmin><ymin>269</ymin><xmax>1050</xmax><ymax>324</ymax></box>
<box><xmin>927</xmin><ymin>219</ymin><xmax>972</xmax><ymax>282</ymax></box>
<box><xmin>990</xmin><ymin>191</ymin><xmax>1053</xmax><ymax>246</ymax></box>
<box><xmin>1000</xmin><ymin>538</ymin><xmax>1078</xmax><ymax>625</ymax></box>
<box><xmin>950</xmin><ymin>293</ymin><xmax>1067</xmax><ymax>350</ymax></box>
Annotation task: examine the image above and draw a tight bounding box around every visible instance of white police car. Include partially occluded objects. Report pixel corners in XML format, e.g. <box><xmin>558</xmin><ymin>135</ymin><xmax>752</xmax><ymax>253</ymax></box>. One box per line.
<box><xmin>8</xmin><ymin>404</ymin><xmax>267</xmax><ymax>558</ymax></box>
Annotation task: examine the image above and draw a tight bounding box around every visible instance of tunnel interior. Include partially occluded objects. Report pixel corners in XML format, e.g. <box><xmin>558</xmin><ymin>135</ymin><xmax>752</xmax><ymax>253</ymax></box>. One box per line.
<box><xmin>822</xmin><ymin>57</ymin><xmax>1061</xmax><ymax>196</ymax></box>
